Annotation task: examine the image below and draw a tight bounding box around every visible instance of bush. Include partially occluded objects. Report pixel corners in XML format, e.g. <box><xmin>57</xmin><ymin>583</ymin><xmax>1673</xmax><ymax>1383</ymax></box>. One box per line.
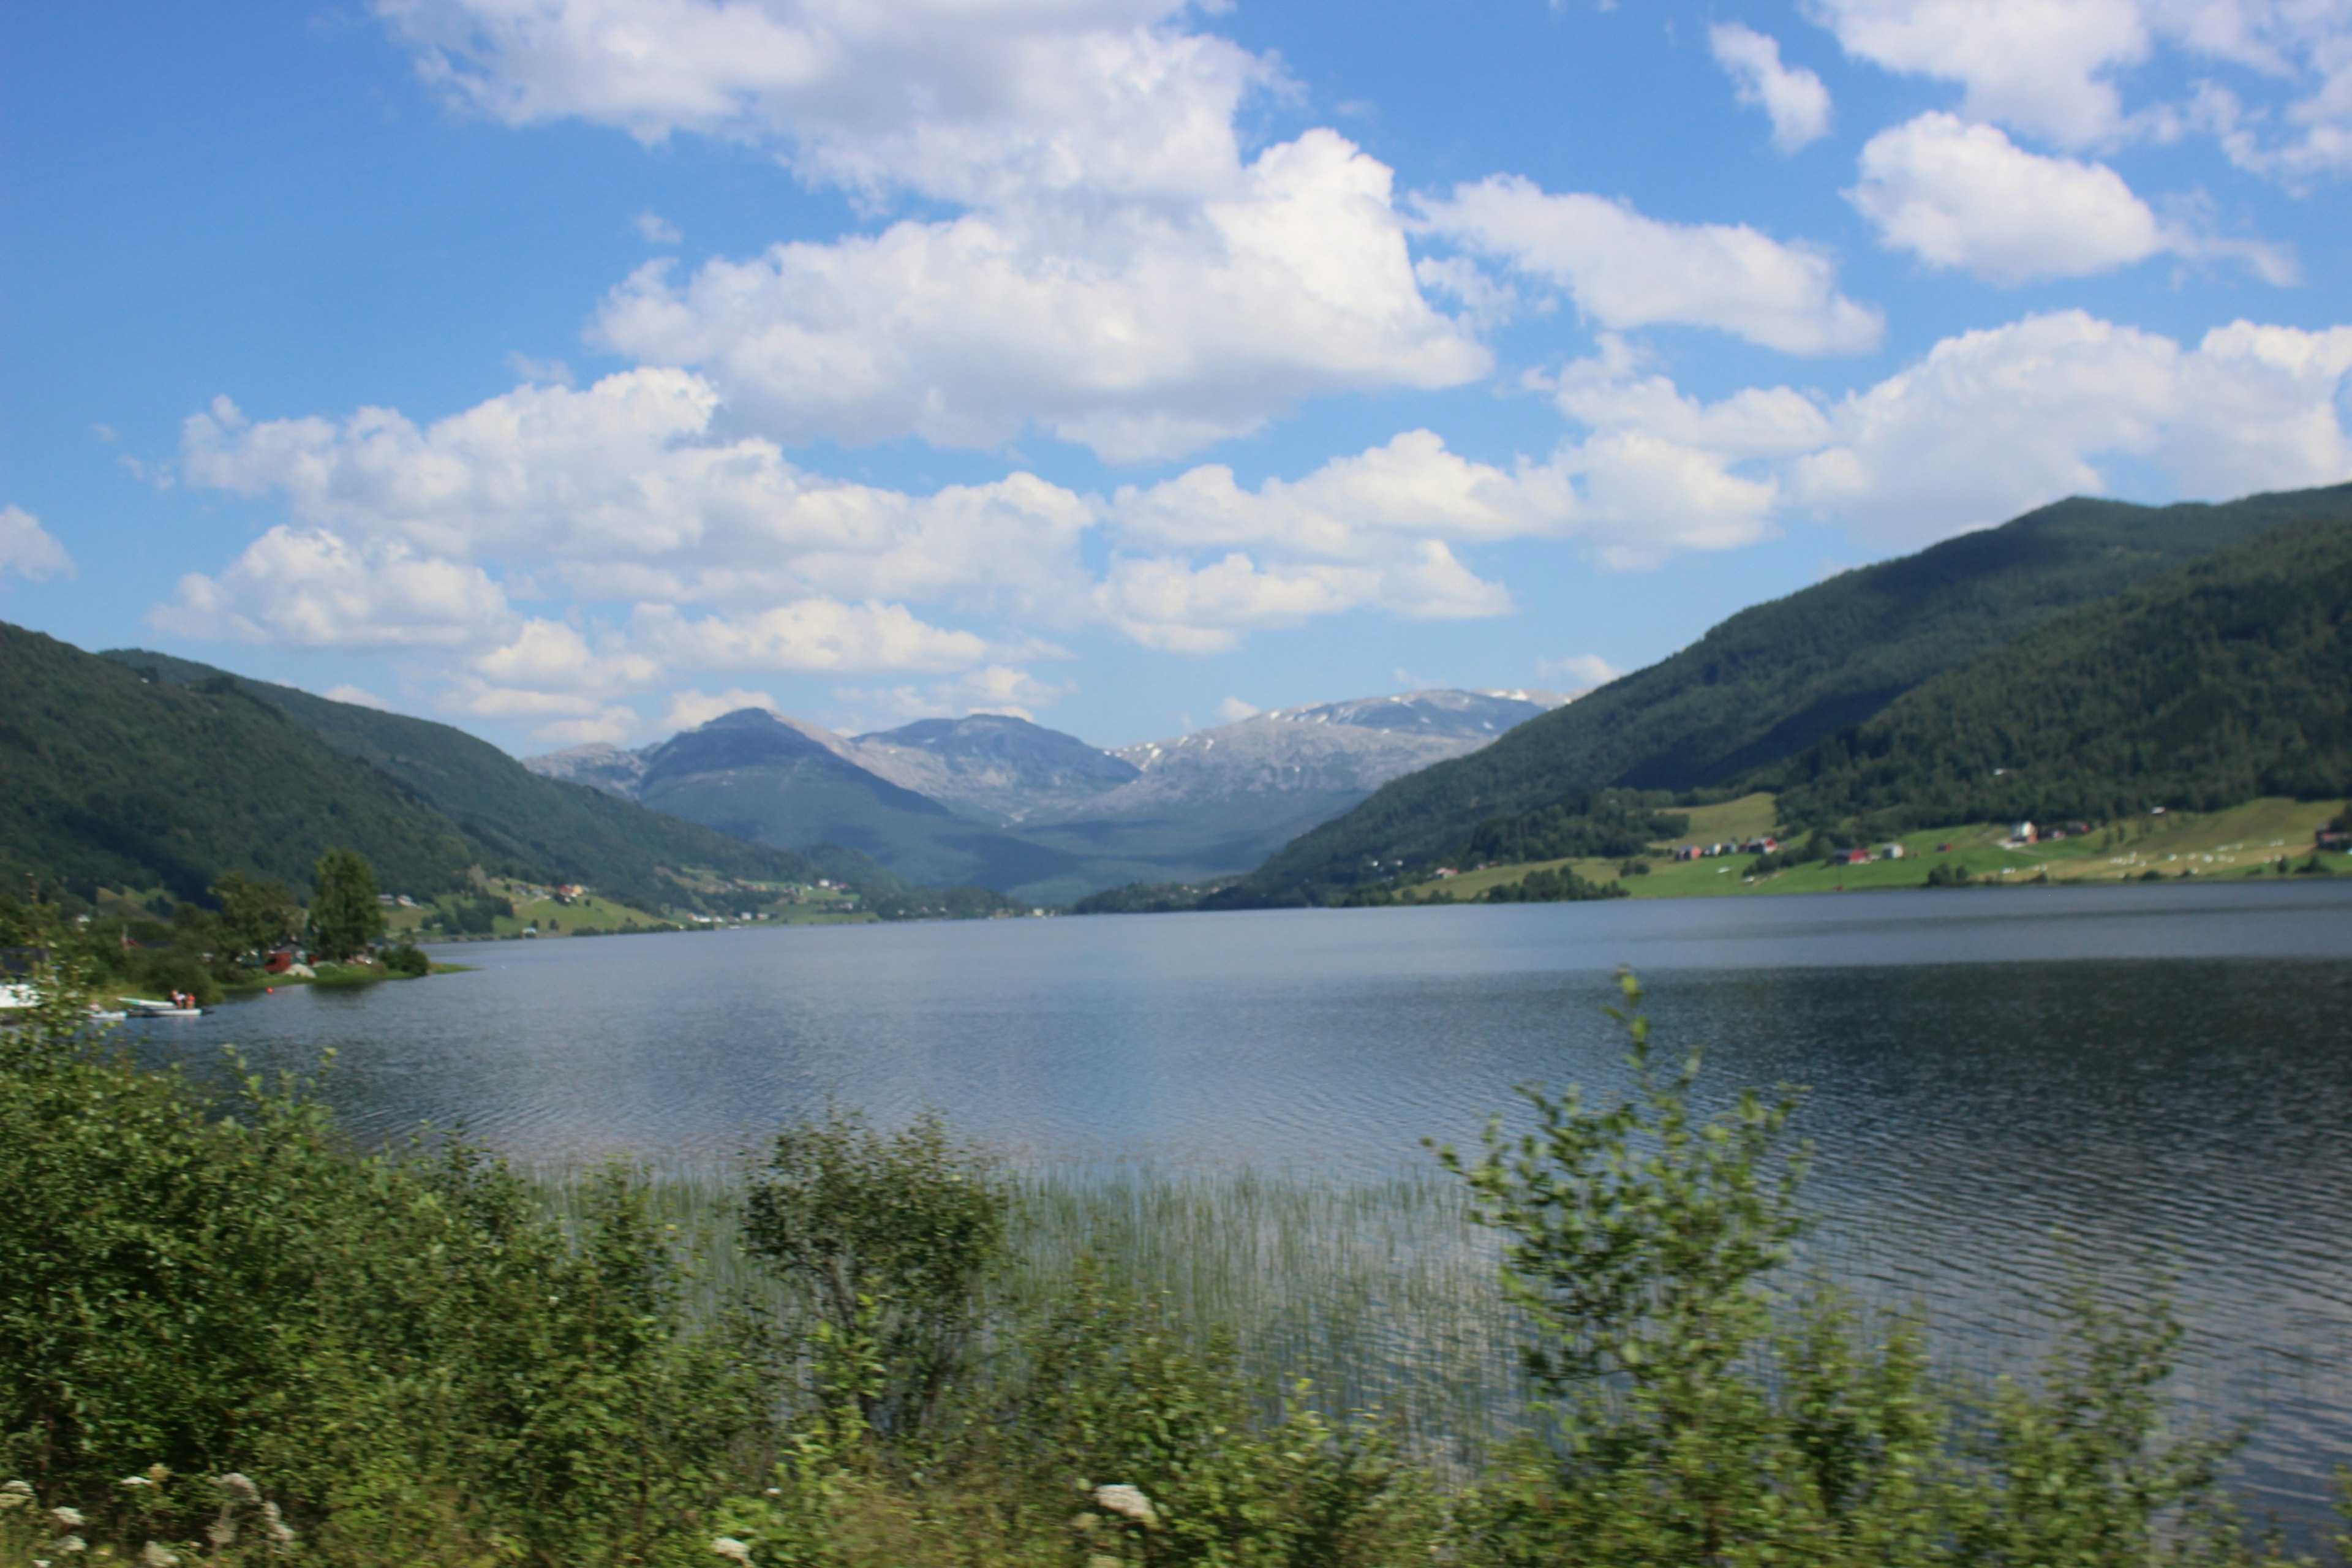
<box><xmin>379</xmin><ymin>943</ymin><xmax>430</xmax><ymax>977</ymax></box>
<box><xmin>744</xmin><ymin>1109</ymin><xmax>1009</xmax><ymax>1442</ymax></box>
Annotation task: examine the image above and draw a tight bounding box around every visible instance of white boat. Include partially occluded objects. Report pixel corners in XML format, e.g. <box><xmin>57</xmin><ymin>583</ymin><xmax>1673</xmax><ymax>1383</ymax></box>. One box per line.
<box><xmin>120</xmin><ymin>997</ymin><xmax>206</xmax><ymax>1018</ymax></box>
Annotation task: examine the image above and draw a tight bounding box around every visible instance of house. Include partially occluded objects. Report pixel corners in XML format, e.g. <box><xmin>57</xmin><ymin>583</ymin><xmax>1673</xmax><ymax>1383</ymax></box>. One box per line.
<box><xmin>2011</xmin><ymin>821</ymin><xmax>2037</xmax><ymax>843</ymax></box>
<box><xmin>1741</xmin><ymin>837</ymin><xmax>1779</xmax><ymax>855</ymax></box>
<box><xmin>1877</xmin><ymin>843</ymin><xmax>1905</xmax><ymax>860</ymax></box>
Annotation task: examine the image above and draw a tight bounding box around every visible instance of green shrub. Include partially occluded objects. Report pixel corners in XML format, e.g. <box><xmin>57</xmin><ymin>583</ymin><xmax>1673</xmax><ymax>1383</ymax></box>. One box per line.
<box><xmin>379</xmin><ymin>943</ymin><xmax>430</xmax><ymax>977</ymax></box>
<box><xmin>744</xmin><ymin>1109</ymin><xmax>1009</xmax><ymax>1442</ymax></box>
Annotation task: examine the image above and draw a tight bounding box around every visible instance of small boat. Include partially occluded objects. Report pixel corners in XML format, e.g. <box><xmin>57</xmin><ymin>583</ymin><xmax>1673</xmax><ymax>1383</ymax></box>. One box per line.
<box><xmin>88</xmin><ymin>1009</ymin><xmax>127</xmax><ymax>1023</ymax></box>
<box><xmin>119</xmin><ymin>997</ymin><xmax>206</xmax><ymax>1019</ymax></box>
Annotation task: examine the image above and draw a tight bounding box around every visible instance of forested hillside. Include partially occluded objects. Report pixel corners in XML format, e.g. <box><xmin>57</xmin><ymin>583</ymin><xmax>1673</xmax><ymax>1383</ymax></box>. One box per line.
<box><xmin>1765</xmin><ymin>516</ymin><xmax>2352</xmax><ymax>834</ymax></box>
<box><xmin>1213</xmin><ymin>484</ymin><xmax>2352</xmax><ymax>906</ymax></box>
<box><xmin>1</xmin><ymin>624</ymin><xmax>473</xmax><ymax>900</ymax></box>
<box><xmin>106</xmin><ymin>649</ymin><xmax>898</xmax><ymax>909</ymax></box>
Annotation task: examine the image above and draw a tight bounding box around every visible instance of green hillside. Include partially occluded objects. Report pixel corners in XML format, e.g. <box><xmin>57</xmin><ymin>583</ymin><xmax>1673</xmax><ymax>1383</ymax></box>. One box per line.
<box><xmin>103</xmin><ymin>648</ymin><xmax>905</xmax><ymax>910</ymax></box>
<box><xmin>1765</xmin><ymin>516</ymin><xmax>2352</xmax><ymax>834</ymax></box>
<box><xmin>0</xmin><ymin>624</ymin><xmax>473</xmax><ymax>901</ymax></box>
<box><xmin>1213</xmin><ymin>483</ymin><xmax>2352</xmax><ymax>906</ymax></box>
<box><xmin>101</xmin><ymin>649</ymin><xmax>894</xmax><ymax>907</ymax></box>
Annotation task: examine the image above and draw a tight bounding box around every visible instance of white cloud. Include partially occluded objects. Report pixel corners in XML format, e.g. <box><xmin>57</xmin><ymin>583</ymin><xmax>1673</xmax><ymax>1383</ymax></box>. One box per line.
<box><xmin>1711</xmin><ymin>23</ymin><xmax>1833</xmax><ymax>151</ymax></box>
<box><xmin>1421</xmin><ymin>175</ymin><xmax>1881</xmax><ymax>355</ymax></box>
<box><xmin>830</xmin><ymin>663</ymin><xmax>1074</xmax><ymax>726</ymax></box>
<box><xmin>323</xmin><ymin>683</ymin><xmax>394</xmax><ymax>709</ymax></box>
<box><xmin>155</xmin><ymin>527</ymin><xmax>518</xmax><ymax>649</ymax></box>
<box><xmin>379</xmin><ymin>0</ymin><xmax>1276</xmax><ymax>208</ymax></box>
<box><xmin>1537</xmin><ymin>652</ymin><xmax>1625</xmax><ymax>690</ymax></box>
<box><xmin>1813</xmin><ymin>0</ymin><xmax>2152</xmax><ymax>146</ymax></box>
<box><xmin>597</xmin><ymin>129</ymin><xmax>1490</xmax><ymax>462</ymax></box>
<box><xmin>1213</xmin><ymin>695</ymin><xmax>1261</xmax><ymax>723</ymax></box>
<box><xmin>660</xmin><ymin>686</ymin><xmax>778</xmax><ymax>731</ymax></box>
<box><xmin>634</xmin><ymin>210</ymin><xmax>682</xmax><ymax>244</ymax></box>
<box><xmin>1545</xmin><ymin>311</ymin><xmax>2352</xmax><ymax>549</ymax></box>
<box><xmin>1814</xmin><ymin>0</ymin><xmax>2352</xmax><ymax>173</ymax></box>
<box><xmin>1851</xmin><ymin>113</ymin><xmax>2166</xmax><ymax>281</ymax></box>
<box><xmin>385</xmin><ymin>1</ymin><xmax>1487</xmax><ymax>462</ymax></box>
<box><xmin>1850</xmin><ymin>113</ymin><xmax>2294</xmax><ymax>283</ymax></box>
<box><xmin>0</xmin><ymin>505</ymin><xmax>74</xmax><ymax>582</ymax></box>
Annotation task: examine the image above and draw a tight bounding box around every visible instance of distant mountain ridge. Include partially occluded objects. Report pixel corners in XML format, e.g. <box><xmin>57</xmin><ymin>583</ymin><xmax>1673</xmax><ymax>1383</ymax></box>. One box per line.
<box><xmin>526</xmin><ymin>687</ymin><xmax>1566</xmax><ymax>902</ymax></box>
<box><xmin>1213</xmin><ymin>483</ymin><xmax>2352</xmax><ymax>907</ymax></box>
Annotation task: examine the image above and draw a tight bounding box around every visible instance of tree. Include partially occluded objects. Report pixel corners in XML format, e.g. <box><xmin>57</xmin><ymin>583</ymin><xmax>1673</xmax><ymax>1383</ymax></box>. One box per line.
<box><xmin>307</xmin><ymin>848</ymin><xmax>385</xmax><ymax>960</ymax></box>
<box><xmin>208</xmin><ymin>870</ymin><xmax>301</xmax><ymax>960</ymax></box>
<box><xmin>742</xmin><ymin>1108</ymin><xmax>1008</xmax><ymax>1440</ymax></box>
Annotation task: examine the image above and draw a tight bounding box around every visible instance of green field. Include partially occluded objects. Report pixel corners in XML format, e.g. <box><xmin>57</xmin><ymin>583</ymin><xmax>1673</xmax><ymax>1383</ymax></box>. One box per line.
<box><xmin>1423</xmin><ymin>794</ymin><xmax>2350</xmax><ymax>905</ymax></box>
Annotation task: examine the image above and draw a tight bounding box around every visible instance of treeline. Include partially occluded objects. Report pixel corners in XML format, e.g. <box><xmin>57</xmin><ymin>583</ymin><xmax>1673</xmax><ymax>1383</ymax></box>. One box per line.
<box><xmin>0</xmin><ymin>961</ymin><xmax>2316</xmax><ymax>1567</ymax></box>
<box><xmin>1069</xmin><ymin>877</ymin><xmax>1242</xmax><ymax>915</ymax></box>
<box><xmin>863</xmin><ymin>884</ymin><xmax>1029</xmax><ymax>921</ymax></box>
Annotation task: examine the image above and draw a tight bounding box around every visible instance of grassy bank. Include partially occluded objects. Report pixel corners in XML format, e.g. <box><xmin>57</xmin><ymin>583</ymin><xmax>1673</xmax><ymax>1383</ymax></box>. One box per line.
<box><xmin>1426</xmin><ymin>794</ymin><xmax>2351</xmax><ymax>904</ymax></box>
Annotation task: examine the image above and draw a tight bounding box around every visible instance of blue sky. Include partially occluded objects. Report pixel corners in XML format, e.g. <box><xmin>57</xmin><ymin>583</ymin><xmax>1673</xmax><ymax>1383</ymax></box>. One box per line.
<box><xmin>4</xmin><ymin>0</ymin><xmax>2349</xmax><ymax>752</ymax></box>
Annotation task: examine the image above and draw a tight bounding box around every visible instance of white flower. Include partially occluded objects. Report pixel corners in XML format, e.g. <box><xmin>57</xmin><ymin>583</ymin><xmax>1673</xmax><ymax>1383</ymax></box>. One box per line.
<box><xmin>143</xmin><ymin>1544</ymin><xmax>181</xmax><ymax>1567</ymax></box>
<box><xmin>208</xmin><ymin>1520</ymin><xmax>238</xmax><ymax>1548</ymax></box>
<box><xmin>1</xmin><ymin>1480</ymin><xmax>31</xmax><ymax>1510</ymax></box>
<box><xmin>121</xmin><ymin>1476</ymin><xmax>153</xmax><ymax>1488</ymax></box>
<box><xmin>710</xmin><ymin>1537</ymin><xmax>753</xmax><ymax>1563</ymax></box>
<box><xmin>262</xmin><ymin>1500</ymin><xmax>296</xmax><ymax>1547</ymax></box>
<box><xmin>214</xmin><ymin>1473</ymin><xmax>259</xmax><ymax>1503</ymax></box>
<box><xmin>55</xmin><ymin>1536</ymin><xmax>86</xmax><ymax>1555</ymax></box>
<box><xmin>1092</xmin><ymin>1485</ymin><xmax>1158</xmax><ymax>1527</ymax></box>
<box><xmin>51</xmin><ymin>1508</ymin><xmax>85</xmax><ymax>1528</ymax></box>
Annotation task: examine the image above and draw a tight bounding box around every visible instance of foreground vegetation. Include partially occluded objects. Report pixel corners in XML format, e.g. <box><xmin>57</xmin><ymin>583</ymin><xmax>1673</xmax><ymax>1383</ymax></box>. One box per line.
<box><xmin>2</xmin><ymin>945</ymin><xmax>2339</xmax><ymax>1566</ymax></box>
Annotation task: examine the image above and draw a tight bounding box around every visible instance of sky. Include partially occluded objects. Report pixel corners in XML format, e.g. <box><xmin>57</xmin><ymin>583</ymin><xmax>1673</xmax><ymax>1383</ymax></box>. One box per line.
<box><xmin>3</xmin><ymin>0</ymin><xmax>2350</xmax><ymax>754</ymax></box>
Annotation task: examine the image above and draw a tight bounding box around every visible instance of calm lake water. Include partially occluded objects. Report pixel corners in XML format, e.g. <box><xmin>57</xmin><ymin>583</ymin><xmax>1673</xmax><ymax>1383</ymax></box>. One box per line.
<box><xmin>129</xmin><ymin>880</ymin><xmax>2352</xmax><ymax>1518</ymax></box>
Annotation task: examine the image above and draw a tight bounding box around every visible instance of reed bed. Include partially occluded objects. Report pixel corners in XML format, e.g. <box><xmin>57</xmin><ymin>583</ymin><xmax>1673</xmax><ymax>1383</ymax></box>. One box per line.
<box><xmin>528</xmin><ymin>1154</ymin><xmax>2347</xmax><ymax>1510</ymax></box>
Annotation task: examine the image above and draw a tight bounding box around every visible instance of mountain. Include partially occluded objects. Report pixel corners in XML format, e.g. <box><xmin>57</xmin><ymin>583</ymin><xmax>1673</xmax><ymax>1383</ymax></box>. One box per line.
<box><xmin>1214</xmin><ymin>483</ymin><xmax>2352</xmax><ymax>906</ymax></box>
<box><xmin>626</xmin><ymin>709</ymin><xmax>1088</xmax><ymax>893</ymax></box>
<box><xmin>1763</xmin><ymin>514</ymin><xmax>2352</xmax><ymax>832</ymax></box>
<box><xmin>99</xmin><ymin>647</ymin><xmax>900</xmax><ymax>910</ymax></box>
<box><xmin>1006</xmin><ymin>689</ymin><xmax>1570</xmax><ymax>887</ymax></box>
<box><xmin>530</xmin><ymin>690</ymin><xmax>1565</xmax><ymax>903</ymax></box>
<box><xmin>3</xmin><ymin>624</ymin><xmax>472</xmax><ymax>902</ymax></box>
<box><xmin>846</xmin><ymin>714</ymin><xmax>1140</xmax><ymax>824</ymax></box>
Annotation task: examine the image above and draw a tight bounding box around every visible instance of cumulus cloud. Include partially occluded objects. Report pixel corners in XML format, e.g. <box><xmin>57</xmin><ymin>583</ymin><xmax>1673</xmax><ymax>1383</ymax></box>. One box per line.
<box><xmin>379</xmin><ymin>0</ymin><xmax>1275</xmax><ymax>208</ymax></box>
<box><xmin>1851</xmin><ymin>113</ymin><xmax>2294</xmax><ymax>283</ymax></box>
<box><xmin>1855</xmin><ymin>113</ymin><xmax>2141</xmax><ymax>281</ymax></box>
<box><xmin>1813</xmin><ymin>0</ymin><xmax>2152</xmax><ymax>146</ymax></box>
<box><xmin>600</xmin><ymin>130</ymin><xmax>1489</xmax><ymax>461</ymax></box>
<box><xmin>0</xmin><ymin>505</ymin><xmax>74</xmax><ymax>582</ymax></box>
<box><xmin>634</xmin><ymin>210</ymin><xmax>682</xmax><ymax>244</ymax></box>
<box><xmin>383</xmin><ymin>0</ymin><xmax>1487</xmax><ymax>462</ymax></box>
<box><xmin>1711</xmin><ymin>23</ymin><xmax>1833</xmax><ymax>151</ymax></box>
<box><xmin>1815</xmin><ymin>0</ymin><xmax>2352</xmax><ymax>173</ymax></box>
<box><xmin>1420</xmin><ymin>175</ymin><xmax>1881</xmax><ymax>355</ymax></box>
<box><xmin>155</xmin><ymin>527</ymin><xmax>518</xmax><ymax>649</ymax></box>
<box><xmin>1544</xmin><ymin>312</ymin><xmax>2352</xmax><ymax>549</ymax></box>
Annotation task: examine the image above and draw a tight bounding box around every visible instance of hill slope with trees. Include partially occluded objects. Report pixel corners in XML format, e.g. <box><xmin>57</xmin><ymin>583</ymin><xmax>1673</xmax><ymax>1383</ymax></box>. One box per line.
<box><xmin>1</xmin><ymin>624</ymin><xmax>475</xmax><ymax>902</ymax></box>
<box><xmin>1762</xmin><ymin>515</ymin><xmax>2352</xmax><ymax>834</ymax></box>
<box><xmin>1212</xmin><ymin>484</ymin><xmax>2352</xmax><ymax>905</ymax></box>
<box><xmin>104</xmin><ymin>649</ymin><xmax>901</xmax><ymax>909</ymax></box>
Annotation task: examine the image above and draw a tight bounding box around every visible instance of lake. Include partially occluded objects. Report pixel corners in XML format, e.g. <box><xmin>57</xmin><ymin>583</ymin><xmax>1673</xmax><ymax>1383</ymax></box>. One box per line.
<box><xmin>129</xmin><ymin>879</ymin><xmax>2352</xmax><ymax>1518</ymax></box>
